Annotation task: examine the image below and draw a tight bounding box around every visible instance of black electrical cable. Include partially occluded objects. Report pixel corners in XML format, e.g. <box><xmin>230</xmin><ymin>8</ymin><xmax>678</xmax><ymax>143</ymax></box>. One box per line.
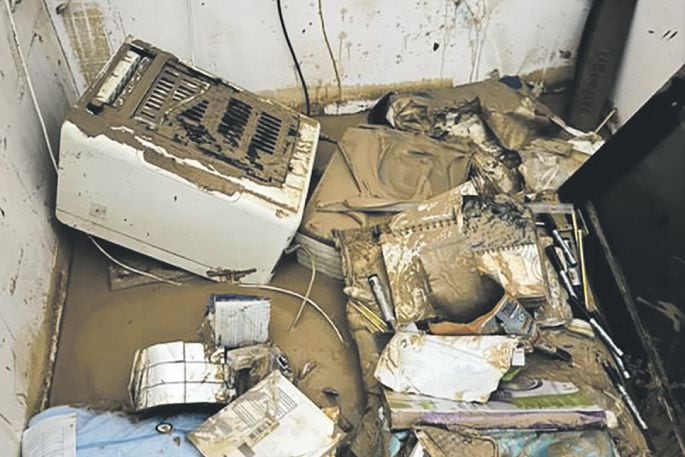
<box><xmin>276</xmin><ymin>0</ymin><xmax>311</xmax><ymax>116</ymax></box>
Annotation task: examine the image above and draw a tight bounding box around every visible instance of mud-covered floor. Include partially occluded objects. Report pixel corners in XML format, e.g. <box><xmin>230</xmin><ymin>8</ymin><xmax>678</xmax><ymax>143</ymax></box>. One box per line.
<box><xmin>48</xmin><ymin>112</ymin><xmax>369</xmax><ymax>426</ymax></box>
<box><xmin>48</xmin><ymin>98</ymin><xmax>576</xmax><ymax>439</ymax></box>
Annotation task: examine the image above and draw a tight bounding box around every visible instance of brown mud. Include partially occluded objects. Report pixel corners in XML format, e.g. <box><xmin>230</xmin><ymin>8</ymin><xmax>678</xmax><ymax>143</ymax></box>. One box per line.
<box><xmin>48</xmin><ymin>99</ymin><xmax>584</xmax><ymax>451</ymax></box>
<box><xmin>49</xmin><ymin>235</ymin><xmax>365</xmax><ymax>427</ymax></box>
<box><xmin>49</xmin><ymin>112</ymin><xmax>370</xmax><ymax>427</ymax></box>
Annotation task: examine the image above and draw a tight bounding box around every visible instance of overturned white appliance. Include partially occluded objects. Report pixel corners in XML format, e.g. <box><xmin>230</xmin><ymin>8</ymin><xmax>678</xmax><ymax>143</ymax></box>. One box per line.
<box><xmin>56</xmin><ymin>38</ymin><xmax>319</xmax><ymax>283</ymax></box>
<box><xmin>129</xmin><ymin>341</ymin><xmax>290</xmax><ymax>411</ymax></box>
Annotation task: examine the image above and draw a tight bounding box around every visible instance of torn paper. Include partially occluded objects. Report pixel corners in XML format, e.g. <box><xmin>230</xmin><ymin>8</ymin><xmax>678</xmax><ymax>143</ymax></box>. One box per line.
<box><xmin>462</xmin><ymin>195</ymin><xmax>548</xmax><ymax>304</ymax></box>
<box><xmin>419</xmin><ymin>232</ymin><xmax>503</xmax><ymax>323</ymax></box>
<box><xmin>381</xmin><ymin>190</ymin><xmax>548</xmax><ymax>324</ymax></box>
<box><xmin>380</xmin><ymin>188</ymin><xmax>464</xmax><ymax>323</ymax></box>
<box><xmin>381</xmin><ymin>79</ymin><xmax>555</xmax><ymax>151</ymax></box>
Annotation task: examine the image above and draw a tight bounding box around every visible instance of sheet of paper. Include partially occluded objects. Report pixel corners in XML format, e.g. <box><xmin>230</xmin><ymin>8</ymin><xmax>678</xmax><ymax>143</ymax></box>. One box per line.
<box><xmin>189</xmin><ymin>371</ymin><xmax>342</xmax><ymax>457</ymax></box>
<box><xmin>213</xmin><ymin>296</ymin><xmax>270</xmax><ymax>348</ymax></box>
<box><xmin>22</xmin><ymin>413</ymin><xmax>77</xmax><ymax>457</ymax></box>
<box><xmin>374</xmin><ymin>331</ymin><xmax>518</xmax><ymax>403</ymax></box>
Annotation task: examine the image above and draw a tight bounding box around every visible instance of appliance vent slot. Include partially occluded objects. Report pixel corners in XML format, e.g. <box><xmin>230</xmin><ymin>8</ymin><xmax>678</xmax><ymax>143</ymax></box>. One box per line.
<box><xmin>137</xmin><ymin>68</ymin><xmax>207</xmax><ymax>124</ymax></box>
<box><xmin>218</xmin><ymin>98</ymin><xmax>253</xmax><ymax>148</ymax></box>
<box><xmin>137</xmin><ymin>68</ymin><xmax>179</xmax><ymax>122</ymax></box>
<box><xmin>179</xmin><ymin>99</ymin><xmax>209</xmax><ymax>123</ymax></box>
<box><xmin>132</xmin><ymin>62</ymin><xmax>299</xmax><ymax>185</ymax></box>
<box><xmin>173</xmin><ymin>78</ymin><xmax>203</xmax><ymax>102</ymax></box>
<box><xmin>248</xmin><ymin>113</ymin><xmax>282</xmax><ymax>157</ymax></box>
<box><xmin>177</xmin><ymin>99</ymin><xmax>217</xmax><ymax>148</ymax></box>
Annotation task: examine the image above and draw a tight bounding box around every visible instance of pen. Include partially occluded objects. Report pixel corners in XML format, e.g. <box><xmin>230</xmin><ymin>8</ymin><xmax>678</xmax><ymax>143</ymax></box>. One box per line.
<box><xmin>568</xmin><ymin>296</ymin><xmax>626</xmax><ymax>360</ymax></box>
<box><xmin>545</xmin><ymin>245</ymin><xmax>579</xmax><ymax>300</ymax></box>
<box><xmin>541</xmin><ymin>214</ymin><xmax>577</xmax><ymax>267</ymax></box>
<box><xmin>368</xmin><ymin>275</ymin><xmax>397</xmax><ymax>330</ymax></box>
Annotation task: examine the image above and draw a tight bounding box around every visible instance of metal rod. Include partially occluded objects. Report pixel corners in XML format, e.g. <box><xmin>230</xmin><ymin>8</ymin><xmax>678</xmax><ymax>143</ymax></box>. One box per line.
<box><xmin>573</xmin><ymin>209</ymin><xmax>592</xmax><ymax>309</ymax></box>
<box><xmin>545</xmin><ymin>246</ymin><xmax>579</xmax><ymax>300</ymax></box>
<box><xmin>577</xmin><ymin>227</ymin><xmax>591</xmax><ymax>311</ymax></box>
<box><xmin>603</xmin><ymin>362</ymin><xmax>648</xmax><ymax>431</ymax></box>
<box><xmin>594</xmin><ymin>107</ymin><xmax>617</xmax><ymax>135</ymax></box>
<box><xmin>349</xmin><ymin>301</ymin><xmax>388</xmax><ymax>333</ymax></box>
<box><xmin>611</xmin><ymin>348</ymin><xmax>631</xmax><ymax>380</ymax></box>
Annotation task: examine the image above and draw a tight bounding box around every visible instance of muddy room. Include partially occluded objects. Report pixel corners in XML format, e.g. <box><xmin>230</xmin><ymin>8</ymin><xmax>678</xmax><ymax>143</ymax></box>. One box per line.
<box><xmin>1</xmin><ymin>0</ymin><xmax>684</xmax><ymax>456</ymax></box>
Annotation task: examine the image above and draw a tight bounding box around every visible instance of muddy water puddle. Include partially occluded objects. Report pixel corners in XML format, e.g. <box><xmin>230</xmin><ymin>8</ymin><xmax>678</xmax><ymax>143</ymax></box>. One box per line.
<box><xmin>49</xmin><ymin>112</ymin><xmax>370</xmax><ymax>426</ymax></box>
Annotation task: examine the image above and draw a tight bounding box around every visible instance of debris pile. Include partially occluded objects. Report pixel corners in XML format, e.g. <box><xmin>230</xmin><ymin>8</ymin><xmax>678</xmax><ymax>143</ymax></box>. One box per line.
<box><xmin>312</xmin><ymin>77</ymin><xmax>648</xmax><ymax>456</ymax></box>
<box><xmin>24</xmin><ymin>76</ymin><xmax>651</xmax><ymax>457</ymax></box>
<box><xmin>24</xmin><ymin>294</ymin><xmax>341</xmax><ymax>457</ymax></box>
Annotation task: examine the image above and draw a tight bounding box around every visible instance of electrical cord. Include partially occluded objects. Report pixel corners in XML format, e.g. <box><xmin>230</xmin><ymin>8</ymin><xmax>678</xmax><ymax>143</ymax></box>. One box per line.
<box><xmin>89</xmin><ymin>236</ymin><xmax>183</xmax><ymax>286</ymax></box>
<box><xmin>5</xmin><ymin>0</ymin><xmax>57</xmax><ymax>172</ymax></box>
<box><xmin>318</xmin><ymin>133</ymin><xmax>338</xmax><ymax>144</ymax></box>
<box><xmin>7</xmin><ymin>0</ymin><xmax>348</xmax><ymax>347</ymax></box>
<box><xmin>289</xmin><ymin>245</ymin><xmax>317</xmax><ymax>330</ymax></box>
<box><xmin>240</xmin><ymin>283</ymin><xmax>345</xmax><ymax>344</ymax></box>
<box><xmin>317</xmin><ymin>0</ymin><xmax>342</xmax><ymax>103</ymax></box>
<box><xmin>5</xmin><ymin>0</ymin><xmax>184</xmax><ymax>287</ymax></box>
<box><xmin>276</xmin><ymin>0</ymin><xmax>311</xmax><ymax>115</ymax></box>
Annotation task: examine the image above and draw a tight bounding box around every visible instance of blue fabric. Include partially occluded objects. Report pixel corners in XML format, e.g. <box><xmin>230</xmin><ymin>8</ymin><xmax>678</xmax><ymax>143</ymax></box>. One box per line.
<box><xmin>389</xmin><ymin>431</ymin><xmax>410</xmax><ymax>456</ymax></box>
<box><xmin>28</xmin><ymin>406</ymin><xmax>209</xmax><ymax>456</ymax></box>
<box><xmin>499</xmin><ymin>75</ymin><xmax>524</xmax><ymax>90</ymax></box>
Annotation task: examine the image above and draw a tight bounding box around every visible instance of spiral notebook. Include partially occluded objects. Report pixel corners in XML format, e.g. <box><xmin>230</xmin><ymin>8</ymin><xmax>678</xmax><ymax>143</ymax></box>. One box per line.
<box><xmin>380</xmin><ymin>190</ymin><xmax>547</xmax><ymax>324</ymax></box>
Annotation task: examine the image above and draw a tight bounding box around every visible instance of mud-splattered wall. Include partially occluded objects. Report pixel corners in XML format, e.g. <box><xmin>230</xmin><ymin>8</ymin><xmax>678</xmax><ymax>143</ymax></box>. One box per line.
<box><xmin>43</xmin><ymin>0</ymin><xmax>593</xmax><ymax>112</ymax></box>
<box><xmin>0</xmin><ymin>1</ymin><xmax>76</xmax><ymax>455</ymax></box>
<box><xmin>611</xmin><ymin>0</ymin><xmax>685</xmax><ymax>125</ymax></box>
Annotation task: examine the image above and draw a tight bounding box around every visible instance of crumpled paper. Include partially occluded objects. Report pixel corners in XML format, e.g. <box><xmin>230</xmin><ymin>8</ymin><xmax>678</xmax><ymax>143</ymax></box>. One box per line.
<box><xmin>474</xmin><ymin>243</ymin><xmax>547</xmax><ymax>299</ymax></box>
<box><xmin>518</xmin><ymin>137</ymin><xmax>602</xmax><ymax>194</ymax></box>
<box><xmin>419</xmin><ymin>232</ymin><xmax>503</xmax><ymax>322</ymax></box>
<box><xmin>377</xmin><ymin>79</ymin><xmax>606</xmax><ymax>197</ymax></box>
<box><xmin>461</xmin><ymin>195</ymin><xmax>548</xmax><ymax>303</ymax></box>
<box><xmin>374</xmin><ymin>331</ymin><xmax>518</xmax><ymax>403</ymax></box>
<box><xmin>382</xmin><ymin>79</ymin><xmax>554</xmax><ymax>149</ymax></box>
<box><xmin>437</xmin><ymin>113</ymin><xmax>524</xmax><ymax>195</ymax></box>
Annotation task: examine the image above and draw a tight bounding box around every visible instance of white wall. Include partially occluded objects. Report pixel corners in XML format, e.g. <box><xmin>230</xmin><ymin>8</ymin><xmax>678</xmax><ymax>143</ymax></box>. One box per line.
<box><xmin>0</xmin><ymin>1</ymin><xmax>76</xmax><ymax>455</ymax></box>
<box><xmin>43</xmin><ymin>0</ymin><xmax>593</xmax><ymax>112</ymax></box>
<box><xmin>612</xmin><ymin>0</ymin><xmax>685</xmax><ymax>126</ymax></box>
